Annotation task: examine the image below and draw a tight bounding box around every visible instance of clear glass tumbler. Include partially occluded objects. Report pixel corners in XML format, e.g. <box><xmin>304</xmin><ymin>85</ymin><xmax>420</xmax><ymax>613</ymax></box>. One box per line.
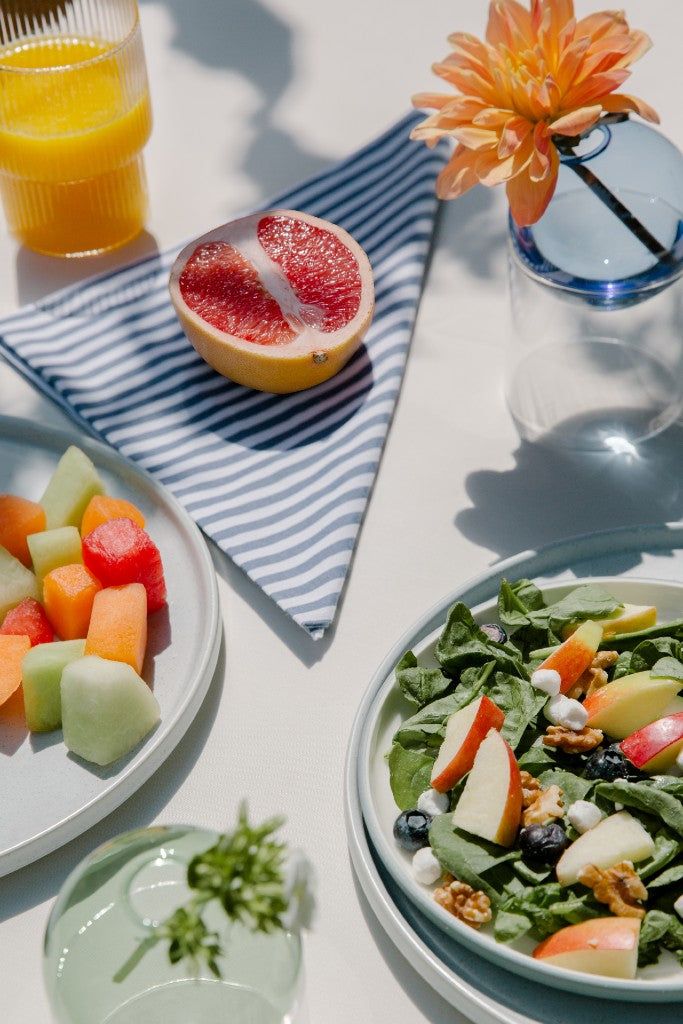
<box><xmin>44</xmin><ymin>826</ymin><xmax>303</xmax><ymax>1024</ymax></box>
<box><xmin>0</xmin><ymin>0</ymin><xmax>152</xmax><ymax>257</ymax></box>
<box><xmin>506</xmin><ymin>119</ymin><xmax>683</xmax><ymax>452</ymax></box>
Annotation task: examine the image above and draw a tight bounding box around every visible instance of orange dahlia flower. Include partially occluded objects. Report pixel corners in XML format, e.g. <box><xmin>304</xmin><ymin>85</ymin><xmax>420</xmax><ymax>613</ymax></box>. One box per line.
<box><xmin>411</xmin><ymin>0</ymin><xmax>659</xmax><ymax>225</ymax></box>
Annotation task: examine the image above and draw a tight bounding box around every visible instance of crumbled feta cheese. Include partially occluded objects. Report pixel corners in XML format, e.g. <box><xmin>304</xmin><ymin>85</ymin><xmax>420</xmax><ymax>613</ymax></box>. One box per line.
<box><xmin>614</xmin><ymin>802</ymin><xmax>624</xmax><ymax>811</ymax></box>
<box><xmin>544</xmin><ymin>694</ymin><xmax>588</xmax><ymax>731</ymax></box>
<box><xmin>674</xmin><ymin>894</ymin><xmax>683</xmax><ymax>919</ymax></box>
<box><xmin>567</xmin><ymin>800</ymin><xmax>604</xmax><ymax>834</ymax></box>
<box><xmin>417</xmin><ymin>788</ymin><xmax>449</xmax><ymax>817</ymax></box>
<box><xmin>412</xmin><ymin>847</ymin><xmax>442</xmax><ymax>886</ymax></box>
<box><xmin>531</xmin><ymin>668</ymin><xmax>562</xmax><ymax>696</ymax></box>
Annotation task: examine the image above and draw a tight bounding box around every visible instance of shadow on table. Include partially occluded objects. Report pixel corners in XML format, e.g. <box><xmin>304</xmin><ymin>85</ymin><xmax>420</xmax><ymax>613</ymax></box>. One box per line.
<box><xmin>141</xmin><ymin>0</ymin><xmax>331</xmax><ymax>202</ymax></box>
<box><xmin>350</xmin><ymin>867</ymin><xmax>463</xmax><ymax>1024</ymax></box>
<box><xmin>0</xmin><ymin>631</ymin><xmax>226</xmax><ymax>923</ymax></box>
<box><xmin>433</xmin><ymin>181</ymin><xmax>508</xmax><ymax>283</ymax></box>
<box><xmin>456</xmin><ymin>423</ymin><xmax>683</xmax><ymax>570</ymax></box>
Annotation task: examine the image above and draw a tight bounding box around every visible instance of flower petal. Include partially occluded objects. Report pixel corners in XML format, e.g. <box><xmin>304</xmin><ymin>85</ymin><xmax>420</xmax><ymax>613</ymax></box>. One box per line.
<box><xmin>549</xmin><ymin>104</ymin><xmax>602</xmax><ymax>136</ymax></box>
<box><xmin>600</xmin><ymin>92</ymin><xmax>660</xmax><ymax>123</ymax></box>
<box><xmin>486</xmin><ymin>0</ymin><xmax>534</xmax><ymax>49</ymax></box>
<box><xmin>435</xmin><ymin>145</ymin><xmax>480</xmax><ymax>200</ymax></box>
<box><xmin>452</xmin><ymin>125</ymin><xmax>500</xmax><ymax>150</ymax></box>
<box><xmin>498</xmin><ymin>115</ymin><xmax>532</xmax><ymax>157</ymax></box>
<box><xmin>562</xmin><ymin>68</ymin><xmax>630</xmax><ymax>107</ymax></box>
<box><xmin>506</xmin><ymin>143</ymin><xmax>560</xmax><ymax>225</ymax></box>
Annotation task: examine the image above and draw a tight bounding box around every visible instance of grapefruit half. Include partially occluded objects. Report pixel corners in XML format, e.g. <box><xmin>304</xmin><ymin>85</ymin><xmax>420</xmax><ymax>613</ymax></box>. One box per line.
<box><xmin>169</xmin><ymin>209</ymin><xmax>375</xmax><ymax>393</ymax></box>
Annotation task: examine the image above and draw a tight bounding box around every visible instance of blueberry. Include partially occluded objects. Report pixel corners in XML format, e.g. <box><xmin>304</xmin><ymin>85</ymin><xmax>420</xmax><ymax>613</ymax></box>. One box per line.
<box><xmin>585</xmin><ymin>743</ymin><xmax>643</xmax><ymax>782</ymax></box>
<box><xmin>480</xmin><ymin>623</ymin><xmax>508</xmax><ymax>644</ymax></box>
<box><xmin>393</xmin><ymin>810</ymin><xmax>432</xmax><ymax>852</ymax></box>
<box><xmin>518</xmin><ymin>823</ymin><xmax>569</xmax><ymax>867</ymax></box>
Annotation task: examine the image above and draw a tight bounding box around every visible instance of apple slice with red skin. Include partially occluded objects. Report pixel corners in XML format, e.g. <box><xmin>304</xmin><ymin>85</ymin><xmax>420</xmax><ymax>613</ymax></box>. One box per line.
<box><xmin>620</xmin><ymin>712</ymin><xmax>683</xmax><ymax>772</ymax></box>
<box><xmin>537</xmin><ymin>620</ymin><xmax>603</xmax><ymax>695</ymax></box>
<box><xmin>532</xmin><ymin>917</ymin><xmax>640</xmax><ymax>979</ymax></box>
<box><xmin>452</xmin><ymin>728</ymin><xmax>522</xmax><ymax>847</ymax></box>
<box><xmin>583</xmin><ymin>671</ymin><xmax>681</xmax><ymax>740</ymax></box>
<box><xmin>430</xmin><ymin>695</ymin><xmax>505</xmax><ymax>793</ymax></box>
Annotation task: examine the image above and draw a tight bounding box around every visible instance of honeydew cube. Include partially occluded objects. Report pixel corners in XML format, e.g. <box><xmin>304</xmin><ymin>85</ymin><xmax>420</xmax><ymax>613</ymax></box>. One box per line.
<box><xmin>0</xmin><ymin>545</ymin><xmax>39</xmax><ymax>620</ymax></box>
<box><xmin>27</xmin><ymin>527</ymin><xmax>83</xmax><ymax>583</ymax></box>
<box><xmin>22</xmin><ymin>639</ymin><xmax>86</xmax><ymax>732</ymax></box>
<box><xmin>40</xmin><ymin>446</ymin><xmax>104</xmax><ymax>530</ymax></box>
<box><xmin>61</xmin><ymin>655</ymin><xmax>160</xmax><ymax>767</ymax></box>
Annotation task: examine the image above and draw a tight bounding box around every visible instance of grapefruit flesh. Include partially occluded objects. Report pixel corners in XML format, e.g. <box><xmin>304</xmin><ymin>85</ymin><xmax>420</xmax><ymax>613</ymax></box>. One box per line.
<box><xmin>169</xmin><ymin>209</ymin><xmax>374</xmax><ymax>394</ymax></box>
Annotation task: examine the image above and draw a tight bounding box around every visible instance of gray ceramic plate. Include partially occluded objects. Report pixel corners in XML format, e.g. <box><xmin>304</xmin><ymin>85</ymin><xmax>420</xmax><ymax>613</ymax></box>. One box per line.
<box><xmin>0</xmin><ymin>416</ymin><xmax>221</xmax><ymax>877</ymax></box>
<box><xmin>347</xmin><ymin>524</ymin><xmax>683</xmax><ymax>1004</ymax></box>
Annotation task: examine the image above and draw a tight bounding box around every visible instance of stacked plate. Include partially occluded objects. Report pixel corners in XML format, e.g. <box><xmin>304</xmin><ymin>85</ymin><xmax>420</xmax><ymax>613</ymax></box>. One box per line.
<box><xmin>345</xmin><ymin>525</ymin><xmax>683</xmax><ymax>1022</ymax></box>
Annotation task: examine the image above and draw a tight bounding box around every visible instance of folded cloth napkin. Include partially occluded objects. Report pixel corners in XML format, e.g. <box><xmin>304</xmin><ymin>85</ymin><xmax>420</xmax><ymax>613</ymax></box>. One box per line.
<box><xmin>0</xmin><ymin>112</ymin><xmax>447</xmax><ymax>639</ymax></box>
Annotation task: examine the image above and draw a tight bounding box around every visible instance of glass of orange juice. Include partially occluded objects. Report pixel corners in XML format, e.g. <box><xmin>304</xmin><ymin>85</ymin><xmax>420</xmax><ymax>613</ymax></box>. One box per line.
<box><xmin>0</xmin><ymin>0</ymin><xmax>152</xmax><ymax>257</ymax></box>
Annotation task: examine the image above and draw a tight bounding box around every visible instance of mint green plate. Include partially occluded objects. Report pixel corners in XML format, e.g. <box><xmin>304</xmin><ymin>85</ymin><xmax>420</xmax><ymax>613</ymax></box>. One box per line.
<box><xmin>0</xmin><ymin>416</ymin><xmax>221</xmax><ymax>878</ymax></box>
<box><xmin>348</xmin><ymin>525</ymin><xmax>683</xmax><ymax>1005</ymax></box>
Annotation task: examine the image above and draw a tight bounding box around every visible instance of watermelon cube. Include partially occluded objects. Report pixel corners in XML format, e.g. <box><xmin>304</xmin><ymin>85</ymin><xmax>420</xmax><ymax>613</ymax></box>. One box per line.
<box><xmin>27</xmin><ymin>526</ymin><xmax>83</xmax><ymax>584</ymax></box>
<box><xmin>41</xmin><ymin>446</ymin><xmax>104</xmax><ymax>530</ymax></box>
<box><xmin>22</xmin><ymin>639</ymin><xmax>85</xmax><ymax>732</ymax></box>
<box><xmin>61</xmin><ymin>655</ymin><xmax>160</xmax><ymax>766</ymax></box>
<box><xmin>82</xmin><ymin>518</ymin><xmax>166</xmax><ymax>612</ymax></box>
<box><xmin>0</xmin><ymin>634</ymin><xmax>31</xmax><ymax>707</ymax></box>
<box><xmin>0</xmin><ymin>494</ymin><xmax>46</xmax><ymax>566</ymax></box>
<box><xmin>0</xmin><ymin>545</ymin><xmax>40</xmax><ymax>620</ymax></box>
<box><xmin>1</xmin><ymin>597</ymin><xmax>54</xmax><ymax>646</ymax></box>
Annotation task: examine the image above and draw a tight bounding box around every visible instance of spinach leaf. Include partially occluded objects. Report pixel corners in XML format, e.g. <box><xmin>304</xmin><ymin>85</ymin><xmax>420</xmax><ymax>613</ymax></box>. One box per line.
<box><xmin>494</xmin><ymin>909</ymin><xmax>532</xmax><ymax>943</ymax></box>
<box><xmin>651</xmin><ymin>656</ymin><xmax>683</xmax><ymax>682</ymax></box>
<box><xmin>637</xmin><ymin>830</ymin><xmax>682</xmax><ymax>880</ymax></box>
<box><xmin>605</xmin><ymin>620</ymin><xmax>683</xmax><ymax>652</ymax></box>
<box><xmin>387</xmin><ymin>743</ymin><xmax>435</xmax><ymax>811</ymax></box>
<box><xmin>647</xmin><ymin>862</ymin><xmax>683</xmax><ymax>889</ymax></box>
<box><xmin>395</xmin><ymin>651</ymin><xmax>452</xmax><ymax>709</ymax></box>
<box><xmin>489</xmin><ymin>672</ymin><xmax>548</xmax><ymax>750</ymax></box>
<box><xmin>651</xmin><ymin>777</ymin><xmax>683</xmax><ymax>798</ymax></box>
<box><xmin>613</xmin><ymin>637</ymin><xmax>683</xmax><ymax>679</ymax></box>
<box><xmin>538</xmin><ymin>769</ymin><xmax>594</xmax><ymax>806</ymax></box>
<box><xmin>542</xmin><ymin>584</ymin><xmax>621</xmax><ymax>637</ymax></box>
<box><xmin>393</xmin><ymin>662</ymin><xmax>496</xmax><ymax>749</ymax></box>
<box><xmin>497</xmin><ymin>578</ymin><xmax>546</xmax><ymax>637</ymax></box>
<box><xmin>512</xmin><ymin>859</ymin><xmax>552</xmax><ymax>885</ymax></box>
<box><xmin>496</xmin><ymin>882</ymin><xmax>599</xmax><ymax>942</ymax></box>
<box><xmin>594</xmin><ymin>780</ymin><xmax>683</xmax><ymax>836</ymax></box>
<box><xmin>638</xmin><ymin>910</ymin><xmax>683</xmax><ymax>967</ymax></box>
<box><xmin>517</xmin><ymin>741</ymin><xmax>558</xmax><ymax>775</ymax></box>
<box><xmin>429</xmin><ymin>815</ymin><xmax>517</xmax><ymax>904</ymax></box>
<box><xmin>435</xmin><ymin>603</ymin><xmax>527</xmax><ymax>679</ymax></box>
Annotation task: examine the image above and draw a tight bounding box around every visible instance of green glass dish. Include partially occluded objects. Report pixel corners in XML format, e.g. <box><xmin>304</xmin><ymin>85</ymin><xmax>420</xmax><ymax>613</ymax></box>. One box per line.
<box><xmin>44</xmin><ymin>826</ymin><xmax>302</xmax><ymax>1024</ymax></box>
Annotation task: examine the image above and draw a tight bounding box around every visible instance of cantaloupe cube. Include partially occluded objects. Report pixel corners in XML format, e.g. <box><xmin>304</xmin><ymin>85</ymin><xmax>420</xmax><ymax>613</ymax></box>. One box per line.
<box><xmin>22</xmin><ymin>639</ymin><xmax>85</xmax><ymax>732</ymax></box>
<box><xmin>81</xmin><ymin>496</ymin><xmax>145</xmax><ymax>538</ymax></box>
<box><xmin>43</xmin><ymin>564</ymin><xmax>101</xmax><ymax>640</ymax></box>
<box><xmin>41</xmin><ymin>446</ymin><xmax>104</xmax><ymax>530</ymax></box>
<box><xmin>27</xmin><ymin>526</ymin><xmax>83</xmax><ymax>584</ymax></box>
<box><xmin>0</xmin><ymin>634</ymin><xmax>31</xmax><ymax>707</ymax></box>
<box><xmin>0</xmin><ymin>495</ymin><xmax>46</xmax><ymax>566</ymax></box>
<box><xmin>0</xmin><ymin>545</ymin><xmax>40</xmax><ymax>620</ymax></box>
<box><xmin>61</xmin><ymin>655</ymin><xmax>160</xmax><ymax>766</ymax></box>
<box><xmin>85</xmin><ymin>584</ymin><xmax>147</xmax><ymax>674</ymax></box>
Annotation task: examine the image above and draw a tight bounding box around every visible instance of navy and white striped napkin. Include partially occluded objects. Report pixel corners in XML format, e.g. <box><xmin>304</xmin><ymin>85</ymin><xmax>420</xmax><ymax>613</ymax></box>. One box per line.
<box><xmin>0</xmin><ymin>113</ymin><xmax>447</xmax><ymax>639</ymax></box>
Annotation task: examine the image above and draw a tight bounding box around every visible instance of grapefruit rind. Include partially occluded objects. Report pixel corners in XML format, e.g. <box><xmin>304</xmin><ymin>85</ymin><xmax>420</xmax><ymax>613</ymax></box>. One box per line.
<box><xmin>169</xmin><ymin>209</ymin><xmax>375</xmax><ymax>394</ymax></box>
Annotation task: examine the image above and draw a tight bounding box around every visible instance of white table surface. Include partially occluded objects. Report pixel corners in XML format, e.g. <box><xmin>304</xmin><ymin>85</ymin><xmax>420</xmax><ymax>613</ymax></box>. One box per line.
<box><xmin>1</xmin><ymin>2</ymin><xmax>682</xmax><ymax>1022</ymax></box>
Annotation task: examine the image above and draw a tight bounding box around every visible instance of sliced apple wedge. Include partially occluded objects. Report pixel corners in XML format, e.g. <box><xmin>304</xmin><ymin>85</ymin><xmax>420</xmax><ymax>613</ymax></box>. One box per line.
<box><xmin>430</xmin><ymin>695</ymin><xmax>505</xmax><ymax>793</ymax></box>
<box><xmin>620</xmin><ymin>712</ymin><xmax>683</xmax><ymax>773</ymax></box>
<box><xmin>538</xmin><ymin>620</ymin><xmax>602</xmax><ymax>695</ymax></box>
<box><xmin>562</xmin><ymin>604</ymin><xmax>656</xmax><ymax>641</ymax></box>
<box><xmin>452</xmin><ymin>728</ymin><xmax>522</xmax><ymax>847</ymax></box>
<box><xmin>556</xmin><ymin>811</ymin><xmax>655</xmax><ymax>885</ymax></box>
<box><xmin>583</xmin><ymin>670</ymin><xmax>681</xmax><ymax>739</ymax></box>
<box><xmin>532</xmin><ymin>917</ymin><xmax>640</xmax><ymax>979</ymax></box>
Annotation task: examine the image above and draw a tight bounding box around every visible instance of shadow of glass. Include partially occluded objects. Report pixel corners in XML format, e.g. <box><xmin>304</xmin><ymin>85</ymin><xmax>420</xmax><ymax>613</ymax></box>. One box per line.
<box><xmin>143</xmin><ymin>604</ymin><xmax>172</xmax><ymax>689</ymax></box>
<box><xmin>456</xmin><ymin>423</ymin><xmax>683</xmax><ymax>571</ymax></box>
<box><xmin>433</xmin><ymin>182</ymin><xmax>508</xmax><ymax>281</ymax></box>
<box><xmin>15</xmin><ymin>230</ymin><xmax>160</xmax><ymax>306</ymax></box>
<box><xmin>0</xmin><ymin>633</ymin><xmax>226</xmax><ymax>922</ymax></box>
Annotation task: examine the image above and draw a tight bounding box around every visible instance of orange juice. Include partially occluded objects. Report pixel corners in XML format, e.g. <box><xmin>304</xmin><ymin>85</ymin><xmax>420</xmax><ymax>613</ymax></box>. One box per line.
<box><xmin>0</xmin><ymin>34</ymin><xmax>152</xmax><ymax>256</ymax></box>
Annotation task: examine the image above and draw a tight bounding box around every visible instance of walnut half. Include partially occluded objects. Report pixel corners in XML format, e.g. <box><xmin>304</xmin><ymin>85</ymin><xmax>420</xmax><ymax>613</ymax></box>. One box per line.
<box><xmin>543</xmin><ymin>723</ymin><xmax>603</xmax><ymax>753</ymax></box>
<box><xmin>523</xmin><ymin>784</ymin><xmax>564</xmax><ymax>826</ymax></box>
<box><xmin>578</xmin><ymin>860</ymin><xmax>648</xmax><ymax>918</ymax></box>
<box><xmin>433</xmin><ymin>875</ymin><xmax>492</xmax><ymax>929</ymax></box>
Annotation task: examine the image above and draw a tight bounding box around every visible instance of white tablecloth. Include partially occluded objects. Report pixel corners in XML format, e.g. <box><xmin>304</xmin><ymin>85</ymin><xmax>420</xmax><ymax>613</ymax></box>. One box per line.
<box><xmin>1</xmin><ymin>2</ymin><xmax>681</xmax><ymax>1021</ymax></box>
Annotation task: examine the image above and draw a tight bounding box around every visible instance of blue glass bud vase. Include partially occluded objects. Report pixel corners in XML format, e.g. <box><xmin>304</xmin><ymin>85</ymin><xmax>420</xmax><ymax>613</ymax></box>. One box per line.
<box><xmin>506</xmin><ymin>118</ymin><xmax>683</xmax><ymax>451</ymax></box>
<box><xmin>43</xmin><ymin>827</ymin><xmax>303</xmax><ymax>1024</ymax></box>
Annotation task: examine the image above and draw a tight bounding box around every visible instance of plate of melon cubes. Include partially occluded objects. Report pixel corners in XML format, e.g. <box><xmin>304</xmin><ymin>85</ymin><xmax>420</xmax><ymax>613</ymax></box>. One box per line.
<box><xmin>0</xmin><ymin>416</ymin><xmax>220</xmax><ymax>877</ymax></box>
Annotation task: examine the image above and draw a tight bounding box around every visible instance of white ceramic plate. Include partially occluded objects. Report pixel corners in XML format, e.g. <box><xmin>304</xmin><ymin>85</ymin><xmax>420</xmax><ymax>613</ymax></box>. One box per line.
<box><xmin>353</xmin><ymin>539</ymin><xmax>683</xmax><ymax>1002</ymax></box>
<box><xmin>0</xmin><ymin>415</ymin><xmax>221</xmax><ymax>877</ymax></box>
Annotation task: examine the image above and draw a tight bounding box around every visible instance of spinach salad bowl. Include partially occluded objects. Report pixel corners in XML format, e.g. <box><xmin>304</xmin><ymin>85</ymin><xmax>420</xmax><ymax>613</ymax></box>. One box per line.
<box><xmin>356</xmin><ymin>575</ymin><xmax>683</xmax><ymax>1003</ymax></box>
